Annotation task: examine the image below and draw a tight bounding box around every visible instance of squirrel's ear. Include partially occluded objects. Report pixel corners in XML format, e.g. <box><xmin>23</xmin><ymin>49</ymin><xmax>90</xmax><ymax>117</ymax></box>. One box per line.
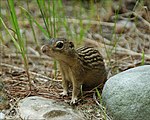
<box><xmin>69</xmin><ymin>42</ymin><xmax>74</xmax><ymax>48</ymax></box>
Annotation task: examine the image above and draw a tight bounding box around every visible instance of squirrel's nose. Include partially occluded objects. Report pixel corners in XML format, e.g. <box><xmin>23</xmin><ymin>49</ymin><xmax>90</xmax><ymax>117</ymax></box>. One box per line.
<box><xmin>41</xmin><ymin>45</ymin><xmax>49</xmax><ymax>53</ymax></box>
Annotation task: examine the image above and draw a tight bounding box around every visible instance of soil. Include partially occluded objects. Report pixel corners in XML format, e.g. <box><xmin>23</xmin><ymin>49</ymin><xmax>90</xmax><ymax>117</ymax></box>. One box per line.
<box><xmin>0</xmin><ymin>0</ymin><xmax>150</xmax><ymax>120</ymax></box>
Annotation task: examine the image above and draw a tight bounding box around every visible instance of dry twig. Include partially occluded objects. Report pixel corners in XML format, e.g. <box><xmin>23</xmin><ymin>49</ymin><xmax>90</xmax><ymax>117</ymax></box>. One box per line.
<box><xmin>0</xmin><ymin>63</ymin><xmax>61</xmax><ymax>82</ymax></box>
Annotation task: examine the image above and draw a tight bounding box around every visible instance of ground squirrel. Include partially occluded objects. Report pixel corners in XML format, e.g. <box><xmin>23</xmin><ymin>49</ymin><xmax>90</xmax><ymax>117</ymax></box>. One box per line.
<box><xmin>41</xmin><ymin>38</ymin><xmax>107</xmax><ymax>104</ymax></box>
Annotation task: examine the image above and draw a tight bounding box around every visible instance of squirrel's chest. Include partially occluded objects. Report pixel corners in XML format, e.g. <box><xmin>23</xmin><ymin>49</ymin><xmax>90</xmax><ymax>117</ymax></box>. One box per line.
<box><xmin>59</xmin><ymin>61</ymin><xmax>84</xmax><ymax>81</ymax></box>
<box><xmin>59</xmin><ymin>62</ymin><xmax>75</xmax><ymax>81</ymax></box>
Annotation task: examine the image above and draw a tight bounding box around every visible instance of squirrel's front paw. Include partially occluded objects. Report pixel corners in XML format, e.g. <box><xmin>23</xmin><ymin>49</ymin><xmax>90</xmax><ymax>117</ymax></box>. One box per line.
<box><xmin>59</xmin><ymin>90</ymin><xmax>68</xmax><ymax>97</ymax></box>
<box><xmin>70</xmin><ymin>97</ymin><xmax>78</xmax><ymax>105</ymax></box>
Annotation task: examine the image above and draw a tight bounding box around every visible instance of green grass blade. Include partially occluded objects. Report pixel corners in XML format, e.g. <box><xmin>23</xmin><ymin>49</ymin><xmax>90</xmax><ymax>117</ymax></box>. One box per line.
<box><xmin>20</xmin><ymin>6</ymin><xmax>49</xmax><ymax>38</ymax></box>
<box><xmin>48</xmin><ymin>0</ymin><xmax>53</xmax><ymax>36</ymax></box>
<box><xmin>0</xmin><ymin>1</ymin><xmax>4</xmax><ymax>43</ymax></box>
<box><xmin>96</xmin><ymin>88</ymin><xmax>102</xmax><ymax>104</ymax></box>
<box><xmin>0</xmin><ymin>18</ymin><xmax>21</xmax><ymax>52</ymax></box>
<box><xmin>6</xmin><ymin>0</ymin><xmax>31</xmax><ymax>89</ymax></box>
<box><xmin>141</xmin><ymin>50</ymin><xmax>145</xmax><ymax>65</ymax></box>
<box><xmin>37</xmin><ymin>0</ymin><xmax>51</xmax><ymax>38</ymax></box>
<box><xmin>52</xmin><ymin>0</ymin><xmax>56</xmax><ymax>37</ymax></box>
<box><xmin>26</xmin><ymin>0</ymin><xmax>39</xmax><ymax>47</ymax></box>
<box><xmin>7</xmin><ymin>0</ymin><xmax>24</xmax><ymax>50</ymax></box>
<box><xmin>7</xmin><ymin>0</ymin><xmax>27</xmax><ymax>62</ymax></box>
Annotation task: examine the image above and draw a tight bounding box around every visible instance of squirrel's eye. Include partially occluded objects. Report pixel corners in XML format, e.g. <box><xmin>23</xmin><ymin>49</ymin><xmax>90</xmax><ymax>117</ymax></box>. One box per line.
<box><xmin>55</xmin><ymin>41</ymin><xmax>64</xmax><ymax>49</ymax></box>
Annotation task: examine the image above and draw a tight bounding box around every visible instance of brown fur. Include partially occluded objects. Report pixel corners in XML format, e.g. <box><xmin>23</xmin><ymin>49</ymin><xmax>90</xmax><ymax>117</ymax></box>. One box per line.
<box><xmin>41</xmin><ymin>38</ymin><xmax>107</xmax><ymax>104</ymax></box>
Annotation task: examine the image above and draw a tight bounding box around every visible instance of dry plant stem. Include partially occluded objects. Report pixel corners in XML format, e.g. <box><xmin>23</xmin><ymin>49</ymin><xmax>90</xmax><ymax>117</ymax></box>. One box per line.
<box><xmin>132</xmin><ymin>12</ymin><xmax>150</xmax><ymax>28</ymax></box>
<box><xmin>112</xmin><ymin>12</ymin><xmax>150</xmax><ymax>27</ymax></box>
<box><xmin>135</xmin><ymin>27</ymin><xmax>150</xmax><ymax>40</ymax></box>
<box><xmin>25</xmin><ymin>65</ymin><xmax>31</xmax><ymax>90</ymax></box>
<box><xmin>51</xmin><ymin>16</ymin><xmax>150</xmax><ymax>29</ymax></box>
<box><xmin>4</xmin><ymin>54</ymin><xmax>52</xmax><ymax>60</ymax></box>
<box><xmin>0</xmin><ymin>63</ymin><xmax>61</xmax><ymax>82</ymax></box>
<box><xmin>51</xmin><ymin>18</ymin><xmax>115</xmax><ymax>27</ymax></box>
<box><xmin>84</xmin><ymin>38</ymin><xmax>150</xmax><ymax>60</ymax></box>
<box><xmin>93</xmin><ymin>93</ymin><xmax>112</xmax><ymax>120</ymax></box>
<box><xmin>84</xmin><ymin>36</ymin><xmax>111</xmax><ymax>45</ymax></box>
<box><xmin>27</xmin><ymin>47</ymin><xmax>40</xmax><ymax>56</ymax></box>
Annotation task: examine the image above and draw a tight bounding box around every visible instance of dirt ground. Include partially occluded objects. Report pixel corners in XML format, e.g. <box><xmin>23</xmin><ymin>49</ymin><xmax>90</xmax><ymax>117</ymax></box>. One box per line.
<box><xmin>0</xmin><ymin>0</ymin><xmax>150</xmax><ymax>119</ymax></box>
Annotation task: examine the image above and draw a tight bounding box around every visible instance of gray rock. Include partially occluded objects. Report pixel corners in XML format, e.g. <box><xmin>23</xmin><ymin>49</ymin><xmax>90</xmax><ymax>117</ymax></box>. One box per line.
<box><xmin>102</xmin><ymin>65</ymin><xmax>150</xmax><ymax>120</ymax></box>
<box><xmin>18</xmin><ymin>96</ymin><xmax>84</xmax><ymax>120</ymax></box>
<box><xmin>0</xmin><ymin>112</ymin><xmax>5</xmax><ymax>119</ymax></box>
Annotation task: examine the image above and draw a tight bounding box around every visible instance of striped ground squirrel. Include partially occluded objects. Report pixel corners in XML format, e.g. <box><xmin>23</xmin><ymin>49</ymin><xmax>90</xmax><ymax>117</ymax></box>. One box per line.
<box><xmin>41</xmin><ymin>38</ymin><xmax>107</xmax><ymax>104</ymax></box>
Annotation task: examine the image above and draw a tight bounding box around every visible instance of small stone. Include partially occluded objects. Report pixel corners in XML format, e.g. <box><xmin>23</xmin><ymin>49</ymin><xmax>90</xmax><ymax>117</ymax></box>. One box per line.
<box><xmin>0</xmin><ymin>112</ymin><xmax>5</xmax><ymax>119</ymax></box>
<box><xmin>18</xmin><ymin>96</ymin><xmax>84</xmax><ymax>120</ymax></box>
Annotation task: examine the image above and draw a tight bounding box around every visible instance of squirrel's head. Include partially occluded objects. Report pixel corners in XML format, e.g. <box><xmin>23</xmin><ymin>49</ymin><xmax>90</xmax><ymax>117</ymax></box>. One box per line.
<box><xmin>41</xmin><ymin>38</ymin><xmax>75</xmax><ymax>61</ymax></box>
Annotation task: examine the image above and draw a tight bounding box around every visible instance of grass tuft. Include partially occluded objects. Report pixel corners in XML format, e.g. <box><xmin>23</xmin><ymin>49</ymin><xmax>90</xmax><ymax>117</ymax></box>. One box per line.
<box><xmin>0</xmin><ymin>0</ymin><xmax>31</xmax><ymax>90</ymax></box>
